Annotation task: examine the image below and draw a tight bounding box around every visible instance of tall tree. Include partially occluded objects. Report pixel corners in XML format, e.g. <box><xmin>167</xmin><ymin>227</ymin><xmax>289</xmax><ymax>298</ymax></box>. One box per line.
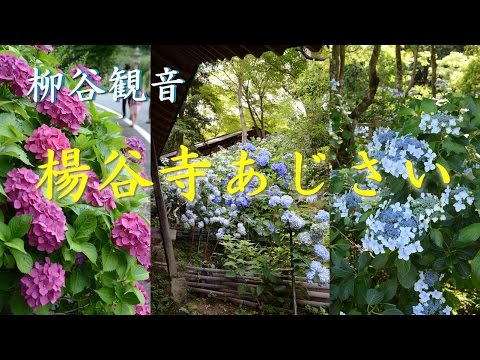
<box><xmin>237</xmin><ymin>75</ymin><xmax>248</xmax><ymax>143</ymax></box>
<box><xmin>405</xmin><ymin>45</ymin><xmax>419</xmax><ymax>96</ymax></box>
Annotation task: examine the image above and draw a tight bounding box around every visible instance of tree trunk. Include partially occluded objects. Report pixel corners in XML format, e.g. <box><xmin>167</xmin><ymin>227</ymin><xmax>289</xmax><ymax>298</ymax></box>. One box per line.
<box><xmin>237</xmin><ymin>75</ymin><xmax>248</xmax><ymax>143</ymax></box>
<box><xmin>338</xmin><ymin>45</ymin><xmax>346</xmax><ymax>93</ymax></box>
<box><xmin>350</xmin><ymin>45</ymin><xmax>382</xmax><ymax>119</ymax></box>
<box><xmin>395</xmin><ymin>45</ymin><xmax>403</xmax><ymax>92</ymax></box>
<box><xmin>329</xmin><ymin>45</ymin><xmax>340</xmax><ymax>91</ymax></box>
<box><xmin>259</xmin><ymin>95</ymin><xmax>266</xmax><ymax>138</ymax></box>
<box><xmin>405</xmin><ymin>45</ymin><xmax>419</xmax><ymax>96</ymax></box>
<box><xmin>175</xmin><ymin>132</ymin><xmax>184</xmax><ymax>155</ymax></box>
<box><xmin>431</xmin><ymin>45</ymin><xmax>437</xmax><ymax>97</ymax></box>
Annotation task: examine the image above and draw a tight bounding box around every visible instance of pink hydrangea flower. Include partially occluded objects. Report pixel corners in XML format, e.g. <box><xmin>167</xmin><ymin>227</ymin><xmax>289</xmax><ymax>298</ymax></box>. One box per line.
<box><xmin>0</xmin><ymin>53</ymin><xmax>33</xmax><ymax>97</ymax></box>
<box><xmin>135</xmin><ymin>282</ymin><xmax>150</xmax><ymax>315</ymax></box>
<box><xmin>37</xmin><ymin>87</ymin><xmax>87</xmax><ymax>135</ymax></box>
<box><xmin>111</xmin><ymin>212</ymin><xmax>150</xmax><ymax>268</ymax></box>
<box><xmin>125</xmin><ymin>136</ymin><xmax>146</xmax><ymax>164</ymax></box>
<box><xmin>28</xmin><ymin>199</ymin><xmax>67</xmax><ymax>253</ymax></box>
<box><xmin>70</xmin><ymin>64</ymin><xmax>102</xmax><ymax>87</ymax></box>
<box><xmin>25</xmin><ymin>124</ymin><xmax>71</xmax><ymax>162</ymax></box>
<box><xmin>20</xmin><ymin>258</ymin><xmax>65</xmax><ymax>309</ymax></box>
<box><xmin>33</xmin><ymin>45</ymin><xmax>53</xmax><ymax>54</ymax></box>
<box><xmin>83</xmin><ymin>171</ymin><xmax>116</xmax><ymax>211</ymax></box>
<box><xmin>4</xmin><ymin>168</ymin><xmax>42</xmax><ymax>211</ymax></box>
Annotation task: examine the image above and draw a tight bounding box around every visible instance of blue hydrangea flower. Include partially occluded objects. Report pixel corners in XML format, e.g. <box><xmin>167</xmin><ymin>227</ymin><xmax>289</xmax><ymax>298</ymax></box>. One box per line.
<box><xmin>242</xmin><ymin>142</ymin><xmax>256</xmax><ymax>152</ymax></box>
<box><xmin>255</xmin><ymin>149</ymin><xmax>272</xmax><ymax>167</ymax></box>
<box><xmin>271</xmin><ymin>162</ymin><xmax>288</xmax><ymax>178</ymax></box>
<box><xmin>315</xmin><ymin>210</ymin><xmax>329</xmax><ymax>223</ymax></box>
<box><xmin>281</xmin><ymin>210</ymin><xmax>306</xmax><ymax>230</ymax></box>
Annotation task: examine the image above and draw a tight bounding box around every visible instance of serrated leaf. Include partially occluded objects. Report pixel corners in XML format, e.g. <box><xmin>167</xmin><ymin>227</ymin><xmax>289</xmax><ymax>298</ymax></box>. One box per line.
<box><xmin>0</xmin><ymin>145</ymin><xmax>31</xmax><ymax>165</ymax></box>
<box><xmin>396</xmin><ymin>260</ymin><xmax>417</xmax><ymax>289</ymax></box>
<box><xmin>5</xmin><ymin>238</ymin><xmax>26</xmax><ymax>254</ymax></box>
<box><xmin>10</xmin><ymin>249</ymin><xmax>33</xmax><ymax>274</ymax></box>
<box><xmin>69</xmin><ymin>270</ymin><xmax>88</xmax><ymax>295</ymax></box>
<box><xmin>0</xmin><ymin>222</ymin><xmax>11</xmax><ymax>241</ymax></box>
<box><xmin>365</xmin><ymin>289</ymin><xmax>384</xmax><ymax>306</ymax></box>
<box><xmin>123</xmin><ymin>291</ymin><xmax>141</xmax><ymax>305</ymax></box>
<box><xmin>95</xmin><ymin>287</ymin><xmax>115</xmax><ymax>304</ymax></box>
<box><xmin>81</xmin><ymin>242</ymin><xmax>98</xmax><ymax>264</ymax></box>
<box><xmin>381</xmin><ymin>307</ymin><xmax>403</xmax><ymax>315</ymax></box>
<box><xmin>73</xmin><ymin>211</ymin><xmax>97</xmax><ymax>242</ymax></box>
<box><xmin>8</xmin><ymin>214</ymin><xmax>32</xmax><ymax>238</ymax></box>
<box><xmin>113</xmin><ymin>301</ymin><xmax>135</xmax><ymax>315</ymax></box>
<box><xmin>102</xmin><ymin>246</ymin><xmax>119</xmax><ymax>272</ymax></box>
<box><xmin>421</xmin><ymin>98</ymin><xmax>437</xmax><ymax>114</ymax></box>
<box><xmin>357</xmin><ymin>252</ymin><xmax>370</xmax><ymax>271</ymax></box>
<box><xmin>454</xmin><ymin>223</ymin><xmax>480</xmax><ymax>247</ymax></box>
<box><xmin>379</xmin><ymin>279</ymin><xmax>397</xmax><ymax>301</ymax></box>
<box><xmin>430</xmin><ymin>228</ymin><xmax>444</xmax><ymax>248</ymax></box>
<box><xmin>371</xmin><ymin>253</ymin><xmax>389</xmax><ymax>270</ymax></box>
<box><xmin>132</xmin><ymin>286</ymin><xmax>146</xmax><ymax>306</ymax></box>
<box><xmin>129</xmin><ymin>264</ymin><xmax>149</xmax><ymax>281</ymax></box>
<box><xmin>443</xmin><ymin>138</ymin><xmax>466</xmax><ymax>155</ymax></box>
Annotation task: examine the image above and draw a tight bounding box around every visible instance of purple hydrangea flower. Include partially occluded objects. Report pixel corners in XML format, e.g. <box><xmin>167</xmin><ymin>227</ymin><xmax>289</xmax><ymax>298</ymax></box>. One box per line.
<box><xmin>135</xmin><ymin>282</ymin><xmax>150</xmax><ymax>315</ymax></box>
<box><xmin>4</xmin><ymin>168</ymin><xmax>42</xmax><ymax>212</ymax></box>
<box><xmin>37</xmin><ymin>87</ymin><xmax>87</xmax><ymax>135</ymax></box>
<box><xmin>112</xmin><ymin>212</ymin><xmax>151</xmax><ymax>268</ymax></box>
<box><xmin>25</xmin><ymin>124</ymin><xmax>71</xmax><ymax>162</ymax></box>
<box><xmin>124</xmin><ymin>136</ymin><xmax>146</xmax><ymax>164</ymax></box>
<box><xmin>76</xmin><ymin>253</ymin><xmax>87</xmax><ymax>266</ymax></box>
<box><xmin>0</xmin><ymin>53</ymin><xmax>34</xmax><ymax>97</ymax></box>
<box><xmin>27</xmin><ymin>199</ymin><xmax>67</xmax><ymax>253</ymax></box>
<box><xmin>33</xmin><ymin>45</ymin><xmax>54</xmax><ymax>54</ymax></box>
<box><xmin>83</xmin><ymin>171</ymin><xmax>116</xmax><ymax>211</ymax></box>
<box><xmin>20</xmin><ymin>258</ymin><xmax>65</xmax><ymax>309</ymax></box>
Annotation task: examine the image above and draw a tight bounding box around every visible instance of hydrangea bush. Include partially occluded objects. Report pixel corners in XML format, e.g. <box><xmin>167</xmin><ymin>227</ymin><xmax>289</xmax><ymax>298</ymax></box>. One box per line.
<box><xmin>330</xmin><ymin>90</ymin><xmax>480</xmax><ymax>315</ymax></box>
<box><xmin>160</xmin><ymin>135</ymin><xmax>330</xmax><ymax>303</ymax></box>
<box><xmin>0</xmin><ymin>45</ymin><xmax>150</xmax><ymax>315</ymax></box>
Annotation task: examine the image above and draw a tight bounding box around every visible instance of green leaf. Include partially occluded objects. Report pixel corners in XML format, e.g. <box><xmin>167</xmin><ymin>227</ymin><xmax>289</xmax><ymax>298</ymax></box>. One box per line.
<box><xmin>396</xmin><ymin>259</ymin><xmax>417</xmax><ymax>289</ymax></box>
<box><xmin>430</xmin><ymin>228</ymin><xmax>444</xmax><ymax>248</ymax></box>
<box><xmin>381</xmin><ymin>307</ymin><xmax>403</xmax><ymax>315</ymax></box>
<box><xmin>132</xmin><ymin>286</ymin><xmax>146</xmax><ymax>306</ymax></box>
<box><xmin>95</xmin><ymin>287</ymin><xmax>115</xmax><ymax>304</ymax></box>
<box><xmin>123</xmin><ymin>291</ymin><xmax>141</xmax><ymax>305</ymax></box>
<box><xmin>371</xmin><ymin>253</ymin><xmax>389</xmax><ymax>270</ymax></box>
<box><xmin>8</xmin><ymin>214</ymin><xmax>32</xmax><ymax>238</ymax></box>
<box><xmin>69</xmin><ymin>270</ymin><xmax>88</xmax><ymax>295</ymax></box>
<box><xmin>34</xmin><ymin>305</ymin><xmax>51</xmax><ymax>315</ymax></box>
<box><xmin>0</xmin><ymin>183</ymin><xmax>4</xmax><ymax>198</ymax></box>
<box><xmin>129</xmin><ymin>264</ymin><xmax>149</xmax><ymax>281</ymax></box>
<box><xmin>102</xmin><ymin>246</ymin><xmax>119</xmax><ymax>272</ymax></box>
<box><xmin>379</xmin><ymin>279</ymin><xmax>397</xmax><ymax>301</ymax></box>
<box><xmin>0</xmin><ymin>222</ymin><xmax>11</xmax><ymax>241</ymax></box>
<box><xmin>471</xmin><ymin>251</ymin><xmax>480</xmax><ymax>286</ymax></box>
<box><xmin>113</xmin><ymin>301</ymin><xmax>135</xmax><ymax>315</ymax></box>
<box><xmin>357</xmin><ymin>252</ymin><xmax>370</xmax><ymax>271</ymax></box>
<box><xmin>73</xmin><ymin>211</ymin><xmax>97</xmax><ymax>242</ymax></box>
<box><xmin>66</xmin><ymin>225</ymin><xmax>82</xmax><ymax>252</ymax></box>
<box><xmin>10</xmin><ymin>248</ymin><xmax>33</xmax><ymax>274</ymax></box>
<box><xmin>454</xmin><ymin>223</ymin><xmax>480</xmax><ymax>247</ymax></box>
<box><xmin>5</xmin><ymin>238</ymin><xmax>26</xmax><ymax>254</ymax></box>
<box><xmin>421</xmin><ymin>98</ymin><xmax>437</xmax><ymax>114</ymax></box>
<box><xmin>81</xmin><ymin>242</ymin><xmax>97</xmax><ymax>264</ymax></box>
<box><xmin>365</xmin><ymin>289</ymin><xmax>384</xmax><ymax>306</ymax></box>
<box><xmin>443</xmin><ymin>138</ymin><xmax>466</xmax><ymax>155</ymax></box>
<box><xmin>0</xmin><ymin>144</ymin><xmax>32</xmax><ymax>165</ymax></box>
<box><xmin>10</xmin><ymin>293</ymin><xmax>32</xmax><ymax>315</ymax></box>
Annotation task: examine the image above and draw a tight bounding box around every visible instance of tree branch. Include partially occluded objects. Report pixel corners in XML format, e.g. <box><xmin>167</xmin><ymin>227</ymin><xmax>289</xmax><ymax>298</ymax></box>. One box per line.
<box><xmin>299</xmin><ymin>46</ymin><xmax>328</xmax><ymax>61</ymax></box>
<box><xmin>350</xmin><ymin>45</ymin><xmax>382</xmax><ymax>119</ymax></box>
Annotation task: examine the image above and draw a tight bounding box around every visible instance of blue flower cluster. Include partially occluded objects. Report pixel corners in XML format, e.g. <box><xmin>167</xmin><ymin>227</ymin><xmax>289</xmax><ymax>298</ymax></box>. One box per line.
<box><xmin>271</xmin><ymin>161</ymin><xmax>288</xmax><ymax>178</ymax></box>
<box><xmin>281</xmin><ymin>210</ymin><xmax>306</xmax><ymax>230</ymax></box>
<box><xmin>332</xmin><ymin>191</ymin><xmax>362</xmax><ymax>218</ymax></box>
<box><xmin>419</xmin><ymin>112</ymin><xmax>462</xmax><ymax>135</ymax></box>
<box><xmin>255</xmin><ymin>149</ymin><xmax>272</xmax><ymax>167</ymax></box>
<box><xmin>242</xmin><ymin>142</ymin><xmax>256</xmax><ymax>152</ymax></box>
<box><xmin>412</xmin><ymin>270</ymin><xmax>452</xmax><ymax>315</ymax></box>
<box><xmin>441</xmin><ymin>185</ymin><xmax>474</xmax><ymax>212</ymax></box>
<box><xmin>269</xmin><ymin>194</ymin><xmax>294</xmax><ymax>208</ymax></box>
<box><xmin>368</xmin><ymin>128</ymin><xmax>436</xmax><ymax>178</ymax></box>
<box><xmin>363</xmin><ymin>201</ymin><xmax>423</xmax><ymax>260</ymax></box>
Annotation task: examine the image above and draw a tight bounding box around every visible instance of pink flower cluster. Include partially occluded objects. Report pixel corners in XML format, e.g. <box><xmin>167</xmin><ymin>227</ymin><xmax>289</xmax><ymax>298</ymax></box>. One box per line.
<box><xmin>83</xmin><ymin>171</ymin><xmax>116</xmax><ymax>211</ymax></box>
<box><xmin>135</xmin><ymin>282</ymin><xmax>150</xmax><ymax>315</ymax></box>
<box><xmin>20</xmin><ymin>258</ymin><xmax>65</xmax><ymax>309</ymax></box>
<box><xmin>4</xmin><ymin>168</ymin><xmax>67</xmax><ymax>253</ymax></box>
<box><xmin>28</xmin><ymin>199</ymin><xmax>67</xmax><ymax>253</ymax></box>
<box><xmin>33</xmin><ymin>45</ymin><xmax>53</xmax><ymax>54</ymax></box>
<box><xmin>0</xmin><ymin>53</ymin><xmax>33</xmax><ymax>97</ymax></box>
<box><xmin>37</xmin><ymin>87</ymin><xmax>87</xmax><ymax>135</ymax></box>
<box><xmin>70</xmin><ymin>64</ymin><xmax>102</xmax><ymax>87</ymax></box>
<box><xmin>125</xmin><ymin>136</ymin><xmax>147</xmax><ymax>164</ymax></box>
<box><xmin>111</xmin><ymin>212</ymin><xmax>150</xmax><ymax>268</ymax></box>
<box><xmin>25</xmin><ymin>124</ymin><xmax>71</xmax><ymax>162</ymax></box>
